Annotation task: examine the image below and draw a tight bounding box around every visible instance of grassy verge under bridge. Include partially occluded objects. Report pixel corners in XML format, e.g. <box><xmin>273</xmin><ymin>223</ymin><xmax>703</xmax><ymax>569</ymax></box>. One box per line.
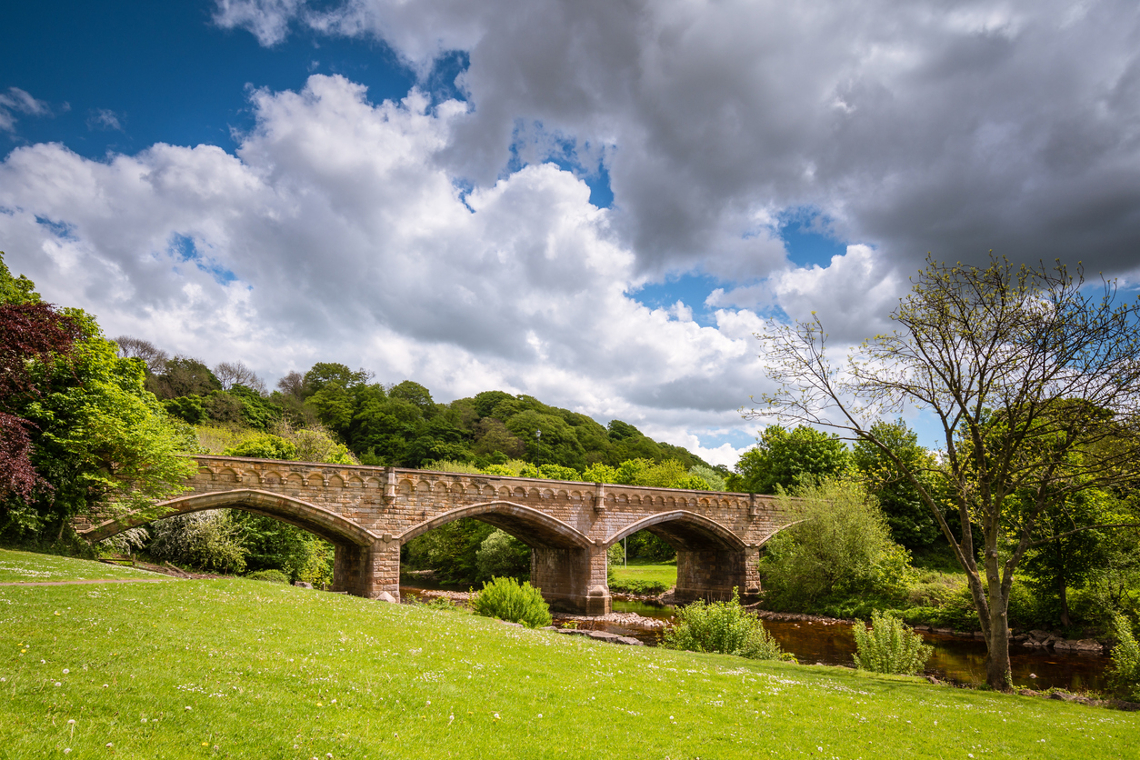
<box><xmin>1</xmin><ymin>549</ymin><xmax>1136</xmax><ymax>759</ymax></box>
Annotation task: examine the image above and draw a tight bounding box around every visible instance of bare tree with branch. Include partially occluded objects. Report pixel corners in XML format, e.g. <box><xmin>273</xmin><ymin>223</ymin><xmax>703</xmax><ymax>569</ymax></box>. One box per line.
<box><xmin>213</xmin><ymin>361</ymin><xmax>265</xmax><ymax>393</ymax></box>
<box><xmin>114</xmin><ymin>336</ymin><xmax>168</xmax><ymax>375</ymax></box>
<box><xmin>754</xmin><ymin>255</ymin><xmax>1140</xmax><ymax>690</ymax></box>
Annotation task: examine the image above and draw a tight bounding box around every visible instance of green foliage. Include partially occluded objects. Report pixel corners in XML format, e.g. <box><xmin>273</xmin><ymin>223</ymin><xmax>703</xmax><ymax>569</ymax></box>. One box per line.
<box><xmin>246</xmin><ymin>569</ymin><xmax>290</xmax><ymax>584</ymax></box>
<box><xmin>852</xmin><ymin>610</ymin><xmax>933</xmax><ymax>675</ymax></box>
<box><xmin>624</xmin><ymin>530</ymin><xmax>675</xmax><ymax>562</ymax></box>
<box><xmin>223</xmin><ymin>433</ymin><xmax>298</xmax><ymax>461</ymax></box>
<box><xmin>475</xmin><ymin>529</ymin><xmax>530</xmax><ymax>581</ymax></box>
<box><xmin>582</xmin><ymin>462</ymin><xmax>619</xmax><ymax>483</ymax></box>
<box><xmin>662</xmin><ymin>589</ymin><xmax>785</xmax><ymax>660</ymax></box>
<box><xmin>152</xmin><ymin>356</ymin><xmax>221</xmax><ymax>399</ymax></box>
<box><xmin>760</xmin><ymin>478</ymin><xmax>911</xmax><ymax>610</ymax></box>
<box><xmin>471</xmin><ymin>576</ymin><xmax>552</xmax><ymax>628</ymax></box>
<box><xmin>402</xmin><ymin>518</ymin><xmax>495</xmax><ymax>584</ymax></box>
<box><xmin>1108</xmin><ymin>614</ymin><xmax>1140</xmax><ymax>702</ymax></box>
<box><xmin>7</xmin><ymin>322</ymin><xmax>197</xmax><ymax>539</ymax></box>
<box><xmin>290</xmin><ymin>427</ymin><xmax>357</xmax><ymax>465</ymax></box>
<box><xmin>0</xmin><ymin>252</ymin><xmax>40</xmax><ymax>304</ymax></box>
<box><xmin>229</xmin><ymin>510</ymin><xmax>332</xmax><ymax>583</ymax></box>
<box><xmin>536</xmin><ymin>463</ymin><xmax>581</xmax><ymax>481</ymax></box>
<box><xmin>1019</xmin><ymin>487</ymin><xmax>1120</xmax><ymax>628</ymax></box>
<box><xmin>146</xmin><ymin>510</ymin><xmax>246</xmax><ymax>574</ymax></box>
<box><xmin>162</xmin><ymin>395</ymin><xmax>208</xmax><ymax>425</ymax></box>
<box><xmin>426</xmin><ymin>459</ymin><xmax>487</xmax><ymax>475</ymax></box>
<box><xmin>730</xmin><ymin>425</ymin><xmax>849</xmax><ymax>494</ymax></box>
<box><xmin>852</xmin><ymin>419</ymin><xmax>942</xmax><ymax>552</ymax></box>
<box><xmin>689</xmin><ymin>464</ymin><xmax>727</xmax><ymax>491</ymax></box>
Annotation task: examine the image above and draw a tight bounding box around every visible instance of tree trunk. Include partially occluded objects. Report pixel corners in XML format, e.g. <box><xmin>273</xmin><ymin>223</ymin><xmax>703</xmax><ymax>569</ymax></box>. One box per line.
<box><xmin>1059</xmin><ymin>575</ymin><xmax>1072</xmax><ymax>629</ymax></box>
<box><xmin>985</xmin><ymin>596</ymin><xmax>1012</xmax><ymax>690</ymax></box>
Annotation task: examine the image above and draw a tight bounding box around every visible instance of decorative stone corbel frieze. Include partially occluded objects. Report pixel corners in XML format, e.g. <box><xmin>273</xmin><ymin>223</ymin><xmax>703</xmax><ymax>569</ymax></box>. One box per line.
<box><xmin>748</xmin><ymin>493</ymin><xmax>760</xmax><ymax>518</ymax></box>
<box><xmin>593</xmin><ymin>482</ymin><xmax>607</xmax><ymax>513</ymax></box>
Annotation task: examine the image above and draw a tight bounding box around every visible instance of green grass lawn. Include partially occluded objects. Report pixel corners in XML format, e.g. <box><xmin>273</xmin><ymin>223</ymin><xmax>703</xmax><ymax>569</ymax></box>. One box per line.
<box><xmin>2</xmin><ymin>551</ymin><xmax>1137</xmax><ymax>759</ymax></box>
<box><xmin>608</xmin><ymin>559</ymin><xmax>677</xmax><ymax>589</ymax></box>
<box><xmin>0</xmin><ymin>548</ymin><xmax>165</xmax><ymax>583</ymax></box>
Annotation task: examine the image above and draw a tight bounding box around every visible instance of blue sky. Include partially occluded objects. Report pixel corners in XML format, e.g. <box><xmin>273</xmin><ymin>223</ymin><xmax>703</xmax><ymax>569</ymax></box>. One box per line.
<box><xmin>4</xmin><ymin>1</ymin><xmax>1139</xmax><ymax>465</ymax></box>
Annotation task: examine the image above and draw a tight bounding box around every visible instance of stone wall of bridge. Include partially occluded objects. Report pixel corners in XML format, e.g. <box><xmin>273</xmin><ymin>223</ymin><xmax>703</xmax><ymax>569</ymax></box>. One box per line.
<box><xmin>80</xmin><ymin>455</ymin><xmax>796</xmax><ymax>614</ymax></box>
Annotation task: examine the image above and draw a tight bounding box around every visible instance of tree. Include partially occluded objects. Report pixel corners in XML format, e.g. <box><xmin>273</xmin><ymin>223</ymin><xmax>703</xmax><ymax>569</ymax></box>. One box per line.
<box><xmin>213</xmin><ymin>361</ymin><xmax>264</xmax><ymax>393</ymax></box>
<box><xmin>113</xmin><ymin>336</ymin><xmax>169</xmax><ymax>375</ymax></box>
<box><xmin>756</xmin><ymin>255</ymin><xmax>1140</xmax><ymax>690</ymax></box>
<box><xmin>1</xmin><ymin>252</ymin><xmax>82</xmax><ymax>512</ymax></box>
<box><xmin>851</xmin><ymin>419</ymin><xmax>942</xmax><ymax>553</ymax></box>
<box><xmin>0</xmin><ymin>304</ymin><xmax>81</xmax><ymax>505</ymax></box>
<box><xmin>761</xmin><ymin>478</ymin><xmax>909</xmax><ymax>611</ymax></box>
<box><xmin>729</xmin><ymin>424</ymin><xmax>848</xmax><ymax>494</ymax></box>
<box><xmin>153</xmin><ymin>356</ymin><xmax>221</xmax><ymax>399</ymax></box>
<box><xmin>1018</xmin><ymin>487</ymin><xmax>1118</xmax><ymax>628</ymax></box>
<box><xmin>8</xmin><ymin>311</ymin><xmax>197</xmax><ymax>540</ymax></box>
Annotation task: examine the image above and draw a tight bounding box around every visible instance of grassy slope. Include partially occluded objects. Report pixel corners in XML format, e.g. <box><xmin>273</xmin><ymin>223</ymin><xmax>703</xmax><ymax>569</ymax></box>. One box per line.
<box><xmin>0</xmin><ymin>548</ymin><xmax>165</xmax><ymax>583</ymax></box>
<box><xmin>1</xmin><ymin>552</ymin><xmax>1136</xmax><ymax>759</ymax></box>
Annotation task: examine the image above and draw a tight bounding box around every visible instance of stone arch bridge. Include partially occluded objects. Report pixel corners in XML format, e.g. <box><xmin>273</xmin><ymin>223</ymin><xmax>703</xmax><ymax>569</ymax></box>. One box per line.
<box><xmin>80</xmin><ymin>455</ymin><xmax>796</xmax><ymax>615</ymax></box>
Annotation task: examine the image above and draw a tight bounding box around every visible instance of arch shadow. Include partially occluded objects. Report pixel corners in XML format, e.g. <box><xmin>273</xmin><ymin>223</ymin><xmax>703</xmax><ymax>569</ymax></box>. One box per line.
<box><xmin>79</xmin><ymin>489</ymin><xmax>378</xmax><ymax>548</ymax></box>
<box><xmin>399</xmin><ymin>501</ymin><xmax>592</xmax><ymax>549</ymax></box>
<box><xmin>604</xmin><ymin>510</ymin><xmax>746</xmax><ymax>552</ymax></box>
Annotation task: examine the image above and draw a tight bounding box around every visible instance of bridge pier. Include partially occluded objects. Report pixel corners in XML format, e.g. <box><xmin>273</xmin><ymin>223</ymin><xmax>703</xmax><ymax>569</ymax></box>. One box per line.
<box><xmin>332</xmin><ymin>539</ymin><xmax>401</xmax><ymax>600</ymax></box>
<box><xmin>674</xmin><ymin>546</ymin><xmax>761</xmax><ymax>605</ymax></box>
<box><xmin>530</xmin><ymin>545</ymin><xmax>611</xmax><ymax>616</ymax></box>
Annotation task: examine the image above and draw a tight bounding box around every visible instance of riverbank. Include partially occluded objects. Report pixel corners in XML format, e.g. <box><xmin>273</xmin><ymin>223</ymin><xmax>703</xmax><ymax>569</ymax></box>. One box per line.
<box><xmin>3</xmin><ymin>549</ymin><xmax>1137</xmax><ymax>758</ymax></box>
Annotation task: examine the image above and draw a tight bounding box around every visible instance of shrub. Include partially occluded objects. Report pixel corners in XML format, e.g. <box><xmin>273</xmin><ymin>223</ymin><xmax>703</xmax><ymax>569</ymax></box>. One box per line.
<box><xmin>761</xmin><ymin>477</ymin><xmax>912</xmax><ymax>610</ymax></box>
<box><xmin>246</xmin><ymin>569</ymin><xmax>289</xmax><ymax>584</ymax></box>
<box><xmin>475</xmin><ymin>529</ymin><xmax>530</xmax><ymax>581</ymax></box>
<box><xmin>147</xmin><ymin>510</ymin><xmax>246</xmax><ymax>573</ymax></box>
<box><xmin>662</xmin><ymin>589</ymin><xmax>785</xmax><ymax>661</ymax></box>
<box><xmin>852</xmin><ymin>610</ymin><xmax>933</xmax><ymax>675</ymax></box>
<box><xmin>222</xmin><ymin>433</ymin><xmax>297</xmax><ymax>461</ymax></box>
<box><xmin>1108</xmin><ymin>614</ymin><xmax>1140</xmax><ymax>701</ymax></box>
<box><xmin>471</xmin><ymin>576</ymin><xmax>552</xmax><ymax>628</ymax></box>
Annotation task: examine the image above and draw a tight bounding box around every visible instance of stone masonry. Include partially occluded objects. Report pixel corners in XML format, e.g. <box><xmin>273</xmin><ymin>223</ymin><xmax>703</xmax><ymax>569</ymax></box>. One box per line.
<box><xmin>80</xmin><ymin>455</ymin><xmax>797</xmax><ymax>615</ymax></box>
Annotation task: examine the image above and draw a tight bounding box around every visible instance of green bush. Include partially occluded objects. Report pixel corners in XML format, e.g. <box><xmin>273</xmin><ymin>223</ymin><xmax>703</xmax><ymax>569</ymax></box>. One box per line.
<box><xmin>761</xmin><ymin>478</ymin><xmax>912</xmax><ymax>611</ymax></box>
<box><xmin>1108</xmin><ymin>614</ymin><xmax>1140</xmax><ymax>702</ymax></box>
<box><xmin>852</xmin><ymin>610</ymin><xmax>933</xmax><ymax>675</ymax></box>
<box><xmin>246</xmin><ymin>569</ymin><xmax>289</xmax><ymax>584</ymax></box>
<box><xmin>662</xmin><ymin>589</ymin><xmax>785</xmax><ymax>661</ymax></box>
<box><xmin>146</xmin><ymin>510</ymin><xmax>246</xmax><ymax>573</ymax></box>
<box><xmin>471</xmin><ymin>576</ymin><xmax>552</xmax><ymax>628</ymax></box>
<box><xmin>475</xmin><ymin>529</ymin><xmax>531</xmax><ymax>581</ymax></box>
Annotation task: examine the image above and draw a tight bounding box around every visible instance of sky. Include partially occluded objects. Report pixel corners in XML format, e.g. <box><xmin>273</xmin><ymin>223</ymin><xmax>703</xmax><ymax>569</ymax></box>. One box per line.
<box><xmin>2</xmin><ymin>1</ymin><xmax>1139</xmax><ymax>467</ymax></box>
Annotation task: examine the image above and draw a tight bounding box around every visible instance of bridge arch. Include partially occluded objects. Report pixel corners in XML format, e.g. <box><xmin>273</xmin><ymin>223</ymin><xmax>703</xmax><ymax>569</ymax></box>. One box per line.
<box><xmin>398</xmin><ymin>501</ymin><xmax>592</xmax><ymax>549</ymax></box>
<box><xmin>80</xmin><ymin>489</ymin><xmax>378</xmax><ymax>548</ymax></box>
<box><xmin>603</xmin><ymin>510</ymin><xmax>746</xmax><ymax>552</ymax></box>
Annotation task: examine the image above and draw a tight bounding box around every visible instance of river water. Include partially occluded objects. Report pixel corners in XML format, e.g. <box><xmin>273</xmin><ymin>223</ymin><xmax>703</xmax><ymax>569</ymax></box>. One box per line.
<box><xmin>606</xmin><ymin>599</ymin><xmax>1108</xmax><ymax>692</ymax></box>
<box><xmin>401</xmin><ymin>585</ymin><xmax>1108</xmax><ymax>692</ymax></box>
